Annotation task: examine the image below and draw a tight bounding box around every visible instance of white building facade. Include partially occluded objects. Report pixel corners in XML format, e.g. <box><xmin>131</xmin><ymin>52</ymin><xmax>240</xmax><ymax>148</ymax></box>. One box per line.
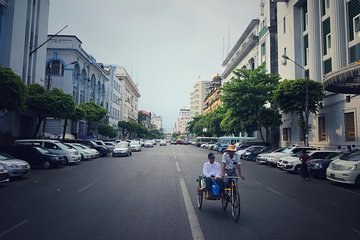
<box><xmin>175</xmin><ymin>108</ymin><xmax>191</xmax><ymax>135</ymax></box>
<box><xmin>151</xmin><ymin>114</ymin><xmax>163</xmax><ymax>131</ymax></box>
<box><xmin>46</xmin><ymin>35</ymin><xmax>109</xmax><ymax>137</ymax></box>
<box><xmin>114</xmin><ymin>66</ymin><xmax>140</xmax><ymax>122</ymax></box>
<box><xmin>0</xmin><ymin>0</ymin><xmax>50</xmax><ymax>138</ymax></box>
<box><xmin>189</xmin><ymin>79</ymin><xmax>210</xmax><ymax>117</ymax></box>
<box><xmin>277</xmin><ymin>0</ymin><xmax>360</xmax><ymax>148</ymax></box>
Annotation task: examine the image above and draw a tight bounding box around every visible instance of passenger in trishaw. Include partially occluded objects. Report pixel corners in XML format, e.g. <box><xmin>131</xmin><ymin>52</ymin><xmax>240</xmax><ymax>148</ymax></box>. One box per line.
<box><xmin>202</xmin><ymin>152</ymin><xmax>224</xmax><ymax>198</ymax></box>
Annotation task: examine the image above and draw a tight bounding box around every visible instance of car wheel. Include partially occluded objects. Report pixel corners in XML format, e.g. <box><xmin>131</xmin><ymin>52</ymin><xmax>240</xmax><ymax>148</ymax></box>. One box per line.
<box><xmin>355</xmin><ymin>175</ymin><xmax>360</xmax><ymax>188</ymax></box>
<box><xmin>81</xmin><ymin>154</ymin><xmax>84</xmax><ymax>161</ymax></box>
<box><xmin>64</xmin><ymin>157</ymin><xmax>69</xmax><ymax>165</ymax></box>
<box><xmin>43</xmin><ymin>161</ymin><xmax>50</xmax><ymax>169</ymax></box>
<box><xmin>294</xmin><ymin>165</ymin><xmax>301</xmax><ymax>175</ymax></box>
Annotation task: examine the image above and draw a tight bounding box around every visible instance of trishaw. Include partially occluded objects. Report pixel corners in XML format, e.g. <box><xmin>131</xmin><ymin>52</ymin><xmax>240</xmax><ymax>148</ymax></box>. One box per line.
<box><xmin>196</xmin><ymin>176</ymin><xmax>242</xmax><ymax>222</ymax></box>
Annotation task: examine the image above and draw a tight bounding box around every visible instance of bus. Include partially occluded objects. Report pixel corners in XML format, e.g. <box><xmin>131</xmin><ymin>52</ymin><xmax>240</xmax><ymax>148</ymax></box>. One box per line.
<box><xmin>215</xmin><ymin>136</ymin><xmax>256</xmax><ymax>152</ymax></box>
<box><xmin>194</xmin><ymin>137</ymin><xmax>218</xmax><ymax>147</ymax></box>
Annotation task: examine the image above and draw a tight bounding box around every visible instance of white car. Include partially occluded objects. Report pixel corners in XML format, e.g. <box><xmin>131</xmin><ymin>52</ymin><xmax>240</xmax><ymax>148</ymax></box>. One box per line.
<box><xmin>145</xmin><ymin>140</ymin><xmax>154</xmax><ymax>148</ymax></box>
<box><xmin>104</xmin><ymin>142</ymin><xmax>115</xmax><ymax>151</ymax></box>
<box><xmin>112</xmin><ymin>142</ymin><xmax>132</xmax><ymax>157</ymax></box>
<box><xmin>257</xmin><ymin>148</ymin><xmax>284</xmax><ymax>164</ymax></box>
<box><xmin>64</xmin><ymin>143</ymin><xmax>94</xmax><ymax>160</ymax></box>
<box><xmin>0</xmin><ymin>152</ymin><xmax>31</xmax><ymax>178</ymax></box>
<box><xmin>73</xmin><ymin>143</ymin><xmax>99</xmax><ymax>158</ymax></box>
<box><xmin>281</xmin><ymin>150</ymin><xmax>337</xmax><ymax>174</ymax></box>
<box><xmin>266</xmin><ymin>147</ymin><xmax>317</xmax><ymax>166</ymax></box>
<box><xmin>130</xmin><ymin>140</ymin><xmax>141</xmax><ymax>152</ymax></box>
<box><xmin>159</xmin><ymin>140</ymin><xmax>167</xmax><ymax>146</ymax></box>
<box><xmin>326</xmin><ymin>151</ymin><xmax>360</xmax><ymax>186</ymax></box>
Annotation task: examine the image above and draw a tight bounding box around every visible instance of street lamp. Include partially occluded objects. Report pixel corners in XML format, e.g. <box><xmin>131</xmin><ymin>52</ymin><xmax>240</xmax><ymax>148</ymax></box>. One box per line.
<box><xmin>282</xmin><ymin>54</ymin><xmax>309</xmax><ymax>147</ymax></box>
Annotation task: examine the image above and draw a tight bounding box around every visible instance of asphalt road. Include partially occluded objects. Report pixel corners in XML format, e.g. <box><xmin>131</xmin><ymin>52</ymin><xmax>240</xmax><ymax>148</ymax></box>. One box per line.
<box><xmin>0</xmin><ymin>144</ymin><xmax>360</xmax><ymax>240</ymax></box>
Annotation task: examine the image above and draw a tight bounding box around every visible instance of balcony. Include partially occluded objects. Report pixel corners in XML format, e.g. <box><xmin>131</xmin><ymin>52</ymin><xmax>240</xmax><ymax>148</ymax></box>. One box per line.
<box><xmin>323</xmin><ymin>63</ymin><xmax>360</xmax><ymax>94</ymax></box>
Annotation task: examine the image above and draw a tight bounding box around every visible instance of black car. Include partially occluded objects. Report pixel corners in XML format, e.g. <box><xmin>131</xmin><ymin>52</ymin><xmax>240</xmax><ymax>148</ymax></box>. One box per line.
<box><xmin>0</xmin><ymin>145</ymin><xmax>66</xmax><ymax>168</ymax></box>
<box><xmin>309</xmin><ymin>152</ymin><xmax>342</xmax><ymax>178</ymax></box>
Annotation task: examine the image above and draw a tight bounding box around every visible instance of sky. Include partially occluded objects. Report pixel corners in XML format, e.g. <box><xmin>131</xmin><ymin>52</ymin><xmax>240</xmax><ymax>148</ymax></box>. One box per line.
<box><xmin>48</xmin><ymin>0</ymin><xmax>260</xmax><ymax>132</ymax></box>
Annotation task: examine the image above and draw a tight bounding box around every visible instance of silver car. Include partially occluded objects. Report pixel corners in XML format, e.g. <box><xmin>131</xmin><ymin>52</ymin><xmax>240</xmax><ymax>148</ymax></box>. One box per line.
<box><xmin>112</xmin><ymin>142</ymin><xmax>132</xmax><ymax>157</ymax></box>
<box><xmin>0</xmin><ymin>152</ymin><xmax>31</xmax><ymax>178</ymax></box>
<box><xmin>0</xmin><ymin>165</ymin><xmax>9</xmax><ymax>183</ymax></box>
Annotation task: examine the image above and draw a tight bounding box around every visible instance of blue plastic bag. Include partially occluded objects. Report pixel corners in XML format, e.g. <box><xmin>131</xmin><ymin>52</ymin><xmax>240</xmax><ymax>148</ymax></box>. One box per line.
<box><xmin>211</xmin><ymin>180</ymin><xmax>220</xmax><ymax>196</ymax></box>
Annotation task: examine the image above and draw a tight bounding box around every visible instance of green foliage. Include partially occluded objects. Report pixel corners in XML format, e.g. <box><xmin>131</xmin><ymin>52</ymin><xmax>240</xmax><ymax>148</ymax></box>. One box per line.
<box><xmin>220</xmin><ymin>67</ymin><xmax>281</xmax><ymax>136</ymax></box>
<box><xmin>0</xmin><ymin>67</ymin><xmax>27</xmax><ymax>112</ymax></box>
<box><xmin>70</xmin><ymin>106</ymin><xmax>86</xmax><ymax>122</ymax></box>
<box><xmin>98</xmin><ymin>124</ymin><xmax>117</xmax><ymax>138</ymax></box>
<box><xmin>272</xmin><ymin>78</ymin><xmax>325</xmax><ymax>115</ymax></box>
<box><xmin>79</xmin><ymin>101</ymin><xmax>107</xmax><ymax>123</ymax></box>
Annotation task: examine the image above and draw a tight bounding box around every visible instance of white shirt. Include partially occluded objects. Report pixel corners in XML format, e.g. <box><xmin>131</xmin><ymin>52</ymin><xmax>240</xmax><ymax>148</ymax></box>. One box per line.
<box><xmin>222</xmin><ymin>152</ymin><xmax>241</xmax><ymax>170</ymax></box>
<box><xmin>203</xmin><ymin>161</ymin><xmax>221</xmax><ymax>178</ymax></box>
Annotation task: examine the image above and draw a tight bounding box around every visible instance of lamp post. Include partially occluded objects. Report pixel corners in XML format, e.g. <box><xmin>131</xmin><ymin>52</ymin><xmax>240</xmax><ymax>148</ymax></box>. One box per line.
<box><xmin>282</xmin><ymin>54</ymin><xmax>309</xmax><ymax>147</ymax></box>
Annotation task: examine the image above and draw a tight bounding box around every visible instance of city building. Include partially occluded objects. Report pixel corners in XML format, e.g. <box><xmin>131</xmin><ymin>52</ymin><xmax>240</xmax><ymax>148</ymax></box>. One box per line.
<box><xmin>139</xmin><ymin>110</ymin><xmax>152</xmax><ymax>129</ymax></box>
<box><xmin>174</xmin><ymin>108</ymin><xmax>191</xmax><ymax>135</ymax></box>
<box><xmin>114</xmin><ymin>66</ymin><xmax>140</xmax><ymax>122</ymax></box>
<box><xmin>151</xmin><ymin>114</ymin><xmax>163</xmax><ymax>131</ymax></box>
<box><xmin>277</xmin><ymin>0</ymin><xmax>360</xmax><ymax>148</ymax></box>
<box><xmin>203</xmin><ymin>74</ymin><xmax>222</xmax><ymax>114</ymax></box>
<box><xmin>189</xmin><ymin>79</ymin><xmax>210</xmax><ymax>117</ymax></box>
<box><xmin>0</xmin><ymin>0</ymin><xmax>50</xmax><ymax>138</ymax></box>
<box><xmin>45</xmin><ymin>35</ymin><xmax>109</xmax><ymax>138</ymax></box>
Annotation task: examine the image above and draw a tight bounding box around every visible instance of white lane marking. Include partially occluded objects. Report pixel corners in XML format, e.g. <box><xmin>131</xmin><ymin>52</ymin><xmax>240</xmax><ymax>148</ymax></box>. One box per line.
<box><xmin>179</xmin><ymin>178</ymin><xmax>204</xmax><ymax>240</ymax></box>
<box><xmin>334</xmin><ymin>186</ymin><xmax>360</xmax><ymax>197</ymax></box>
<box><xmin>266</xmin><ymin>187</ymin><xmax>282</xmax><ymax>195</ymax></box>
<box><xmin>176</xmin><ymin>161</ymin><xmax>181</xmax><ymax>172</ymax></box>
<box><xmin>0</xmin><ymin>220</ymin><xmax>28</xmax><ymax>237</ymax></box>
<box><xmin>78</xmin><ymin>181</ymin><xmax>97</xmax><ymax>192</ymax></box>
<box><xmin>256</xmin><ymin>181</ymin><xmax>264</xmax><ymax>186</ymax></box>
<box><xmin>172</xmin><ymin>148</ymin><xmax>177</xmax><ymax>159</ymax></box>
<box><xmin>353</xmin><ymin>228</ymin><xmax>360</xmax><ymax>234</ymax></box>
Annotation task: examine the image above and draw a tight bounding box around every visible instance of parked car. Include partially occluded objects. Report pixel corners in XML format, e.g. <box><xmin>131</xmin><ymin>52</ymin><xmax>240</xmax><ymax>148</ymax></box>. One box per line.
<box><xmin>266</xmin><ymin>147</ymin><xmax>317</xmax><ymax>166</ymax></box>
<box><xmin>15</xmin><ymin>139</ymin><xmax>81</xmax><ymax>164</ymax></box>
<box><xmin>326</xmin><ymin>150</ymin><xmax>360</xmax><ymax>187</ymax></box>
<box><xmin>282</xmin><ymin>150</ymin><xmax>338</xmax><ymax>174</ymax></box>
<box><xmin>0</xmin><ymin>145</ymin><xmax>66</xmax><ymax>168</ymax></box>
<box><xmin>0</xmin><ymin>151</ymin><xmax>30</xmax><ymax>178</ymax></box>
<box><xmin>242</xmin><ymin>146</ymin><xmax>269</xmax><ymax>160</ymax></box>
<box><xmin>0</xmin><ymin>165</ymin><xmax>9</xmax><ymax>183</ymax></box>
<box><xmin>67</xmin><ymin>140</ymin><xmax>109</xmax><ymax>157</ymax></box>
<box><xmin>112</xmin><ymin>142</ymin><xmax>132</xmax><ymax>157</ymax></box>
<box><xmin>308</xmin><ymin>152</ymin><xmax>342</xmax><ymax>178</ymax></box>
<box><xmin>63</xmin><ymin>143</ymin><xmax>94</xmax><ymax>161</ymax></box>
<box><xmin>104</xmin><ymin>142</ymin><xmax>116</xmax><ymax>151</ymax></box>
<box><xmin>130</xmin><ymin>140</ymin><xmax>142</xmax><ymax>152</ymax></box>
<box><xmin>246</xmin><ymin>147</ymin><xmax>278</xmax><ymax>162</ymax></box>
<box><xmin>175</xmin><ymin>139</ymin><xmax>183</xmax><ymax>145</ymax></box>
<box><xmin>145</xmin><ymin>140</ymin><xmax>154</xmax><ymax>148</ymax></box>
<box><xmin>159</xmin><ymin>140</ymin><xmax>167</xmax><ymax>146</ymax></box>
<box><xmin>256</xmin><ymin>147</ymin><xmax>285</xmax><ymax>164</ymax></box>
<box><xmin>72</xmin><ymin>143</ymin><xmax>99</xmax><ymax>158</ymax></box>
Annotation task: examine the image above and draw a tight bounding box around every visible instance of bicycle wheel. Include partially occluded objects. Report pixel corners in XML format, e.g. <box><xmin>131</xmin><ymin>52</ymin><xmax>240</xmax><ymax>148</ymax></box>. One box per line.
<box><xmin>231</xmin><ymin>187</ymin><xmax>241</xmax><ymax>222</ymax></box>
<box><xmin>197</xmin><ymin>190</ymin><xmax>203</xmax><ymax>209</ymax></box>
<box><xmin>221</xmin><ymin>190</ymin><xmax>229</xmax><ymax>209</ymax></box>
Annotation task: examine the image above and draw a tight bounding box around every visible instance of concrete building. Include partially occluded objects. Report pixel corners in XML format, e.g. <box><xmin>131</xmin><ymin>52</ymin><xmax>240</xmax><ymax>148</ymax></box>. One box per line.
<box><xmin>139</xmin><ymin>110</ymin><xmax>152</xmax><ymax>129</ymax></box>
<box><xmin>151</xmin><ymin>114</ymin><xmax>163</xmax><ymax>131</ymax></box>
<box><xmin>114</xmin><ymin>66</ymin><xmax>140</xmax><ymax>122</ymax></box>
<box><xmin>277</xmin><ymin>0</ymin><xmax>360</xmax><ymax>148</ymax></box>
<box><xmin>45</xmin><ymin>35</ymin><xmax>109</xmax><ymax>137</ymax></box>
<box><xmin>189</xmin><ymin>79</ymin><xmax>210</xmax><ymax>117</ymax></box>
<box><xmin>0</xmin><ymin>0</ymin><xmax>50</xmax><ymax>138</ymax></box>
<box><xmin>174</xmin><ymin>108</ymin><xmax>191</xmax><ymax>135</ymax></box>
<box><xmin>203</xmin><ymin>75</ymin><xmax>222</xmax><ymax>114</ymax></box>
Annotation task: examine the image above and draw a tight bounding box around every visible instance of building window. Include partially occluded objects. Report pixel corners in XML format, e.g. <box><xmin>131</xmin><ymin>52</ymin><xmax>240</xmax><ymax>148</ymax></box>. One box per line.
<box><xmin>326</xmin><ymin>33</ymin><xmax>331</xmax><ymax>53</ymax></box>
<box><xmin>283</xmin><ymin>128</ymin><xmax>290</xmax><ymax>141</ymax></box>
<box><xmin>318</xmin><ymin>116</ymin><xmax>326</xmax><ymax>141</ymax></box>
<box><xmin>46</xmin><ymin>60</ymin><xmax>64</xmax><ymax>75</ymax></box>
<box><xmin>345</xmin><ymin>112</ymin><xmax>355</xmax><ymax>142</ymax></box>
<box><xmin>283</xmin><ymin>17</ymin><xmax>286</xmax><ymax>33</ymax></box>
<box><xmin>353</xmin><ymin>14</ymin><xmax>360</xmax><ymax>39</ymax></box>
<box><xmin>322</xmin><ymin>18</ymin><xmax>331</xmax><ymax>56</ymax></box>
<box><xmin>322</xmin><ymin>0</ymin><xmax>330</xmax><ymax>16</ymax></box>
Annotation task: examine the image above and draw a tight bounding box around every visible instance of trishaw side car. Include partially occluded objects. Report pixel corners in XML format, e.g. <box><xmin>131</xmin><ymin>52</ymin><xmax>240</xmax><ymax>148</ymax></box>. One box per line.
<box><xmin>196</xmin><ymin>176</ymin><xmax>242</xmax><ymax>222</ymax></box>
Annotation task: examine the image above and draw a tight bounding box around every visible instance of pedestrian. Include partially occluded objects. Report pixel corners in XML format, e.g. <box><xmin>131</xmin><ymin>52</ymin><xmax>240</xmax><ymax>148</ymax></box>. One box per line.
<box><xmin>299</xmin><ymin>149</ymin><xmax>311</xmax><ymax>180</ymax></box>
<box><xmin>347</xmin><ymin>145</ymin><xmax>352</xmax><ymax>152</ymax></box>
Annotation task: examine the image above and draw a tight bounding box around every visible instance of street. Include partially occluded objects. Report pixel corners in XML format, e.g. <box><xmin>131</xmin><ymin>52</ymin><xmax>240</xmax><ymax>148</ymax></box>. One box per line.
<box><xmin>0</xmin><ymin>145</ymin><xmax>360</xmax><ymax>240</ymax></box>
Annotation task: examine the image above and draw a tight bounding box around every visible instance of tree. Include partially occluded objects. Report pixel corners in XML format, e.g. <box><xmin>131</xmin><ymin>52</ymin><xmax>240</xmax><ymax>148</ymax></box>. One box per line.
<box><xmin>0</xmin><ymin>67</ymin><xmax>27</xmax><ymax>117</ymax></box>
<box><xmin>272</xmin><ymin>78</ymin><xmax>325</xmax><ymax>145</ymax></box>
<box><xmin>78</xmin><ymin>101</ymin><xmax>107</xmax><ymax>136</ymax></box>
<box><xmin>118</xmin><ymin>120</ymin><xmax>130</xmax><ymax>139</ymax></box>
<box><xmin>69</xmin><ymin>106</ymin><xmax>86</xmax><ymax>138</ymax></box>
<box><xmin>98</xmin><ymin>123</ymin><xmax>117</xmax><ymax>138</ymax></box>
<box><xmin>220</xmin><ymin>67</ymin><xmax>281</xmax><ymax>141</ymax></box>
